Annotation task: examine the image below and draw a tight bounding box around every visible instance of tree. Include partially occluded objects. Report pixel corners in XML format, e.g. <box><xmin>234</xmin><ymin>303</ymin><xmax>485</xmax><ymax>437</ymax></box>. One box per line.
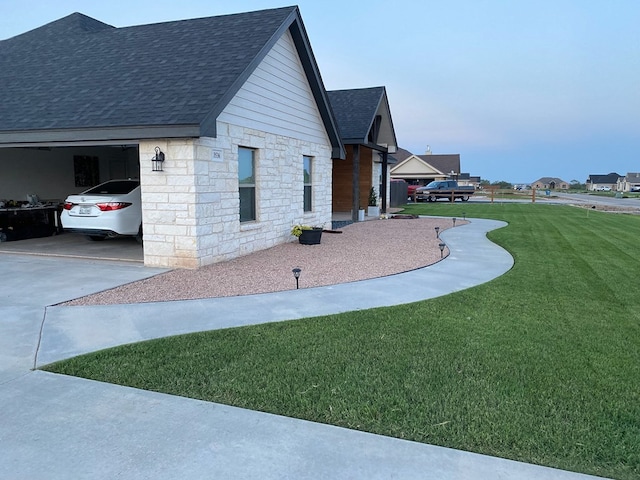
<box><xmin>491</xmin><ymin>180</ymin><xmax>513</xmax><ymax>189</ymax></box>
<box><xmin>569</xmin><ymin>179</ymin><xmax>585</xmax><ymax>191</ymax></box>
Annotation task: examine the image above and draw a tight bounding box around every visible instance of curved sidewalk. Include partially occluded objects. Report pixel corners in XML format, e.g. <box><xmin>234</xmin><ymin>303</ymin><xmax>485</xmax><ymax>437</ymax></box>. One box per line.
<box><xmin>37</xmin><ymin>218</ymin><xmax>513</xmax><ymax>365</ymax></box>
<box><xmin>1</xmin><ymin>219</ymin><xmax>607</xmax><ymax>480</ymax></box>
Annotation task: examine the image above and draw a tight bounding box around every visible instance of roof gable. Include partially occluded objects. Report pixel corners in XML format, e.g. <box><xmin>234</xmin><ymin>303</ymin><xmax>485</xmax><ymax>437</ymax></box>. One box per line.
<box><xmin>0</xmin><ymin>7</ymin><xmax>344</xmax><ymax>157</ymax></box>
<box><xmin>390</xmin><ymin>147</ymin><xmax>413</xmax><ymax>163</ymax></box>
<box><xmin>218</xmin><ymin>30</ymin><xmax>330</xmax><ymax>148</ymax></box>
<box><xmin>391</xmin><ymin>153</ymin><xmax>461</xmax><ymax>179</ymax></box>
<box><xmin>390</xmin><ymin>155</ymin><xmax>444</xmax><ymax>176</ymax></box>
<box><xmin>327</xmin><ymin>87</ymin><xmax>397</xmax><ymax>151</ymax></box>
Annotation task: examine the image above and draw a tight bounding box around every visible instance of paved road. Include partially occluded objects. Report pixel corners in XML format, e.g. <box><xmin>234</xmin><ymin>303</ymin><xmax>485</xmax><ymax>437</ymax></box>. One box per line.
<box><xmin>553</xmin><ymin>192</ymin><xmax>640</xmax><ymax>210</ymax></box>
<box><xmin>460</xmin><ymin>192</ymin><xmax>640</xmax><ymax>215</ymax></box>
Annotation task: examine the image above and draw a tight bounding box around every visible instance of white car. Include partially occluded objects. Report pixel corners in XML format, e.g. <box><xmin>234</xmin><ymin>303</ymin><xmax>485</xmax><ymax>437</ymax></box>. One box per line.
<box><xmin>597</xmin><ymin>186</ymin><xmax>612</xmax><ymax>192</ymax></box>
<box><xmin>61</xmin><ymin>179</ymin><xmax>142</xmax><ymax>241</ymax></box>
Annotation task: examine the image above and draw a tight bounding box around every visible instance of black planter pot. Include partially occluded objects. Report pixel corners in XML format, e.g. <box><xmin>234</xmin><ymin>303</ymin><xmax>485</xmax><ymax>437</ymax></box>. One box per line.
<box><xmin>298</xmin><ymin>228</ymin><xmax>322</xmax><ymax>245</ymax></box>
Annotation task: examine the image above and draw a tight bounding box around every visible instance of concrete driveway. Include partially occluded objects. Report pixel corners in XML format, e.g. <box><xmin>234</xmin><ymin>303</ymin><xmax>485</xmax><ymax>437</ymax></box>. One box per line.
<box><xmin>0</xmin><ymin>231</ymin><xmax>144</xmax><ymax>263</ymax></box>
<box><xmin>0</xmin><ymin>219</ymin><xmax>606</xmax><ymax>479</ymax></box>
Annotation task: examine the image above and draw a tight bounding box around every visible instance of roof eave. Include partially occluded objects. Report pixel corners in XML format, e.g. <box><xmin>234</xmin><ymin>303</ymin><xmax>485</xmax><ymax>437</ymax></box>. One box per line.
<box><xmin>0</xmin><ymin>125</ymin><xmax>201</xmax><ymax>146</ymax></box>
<box><xmin>288</xmin><ymin>12</ymin><xmax>345</xmax><ymax>159</ymax></box>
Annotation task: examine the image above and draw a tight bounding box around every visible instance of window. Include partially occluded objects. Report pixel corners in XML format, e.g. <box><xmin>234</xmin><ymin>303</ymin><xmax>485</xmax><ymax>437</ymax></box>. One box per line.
<box><xmin>303</xmin><ymin>155</ymin><xmax>312</xmax><ymax>212</ymax></box>
<box><xmin>238</xmin><ymin>147</ymin><xmax>256</xmax><ymax>222</ymax></box>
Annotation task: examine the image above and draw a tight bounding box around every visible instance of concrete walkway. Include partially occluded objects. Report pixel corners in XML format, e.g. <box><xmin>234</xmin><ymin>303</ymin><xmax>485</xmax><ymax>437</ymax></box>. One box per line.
<box><xmin>0</xmin><ymin>219</ymin><xmax>607</xmax><ymax>479</ymax></box>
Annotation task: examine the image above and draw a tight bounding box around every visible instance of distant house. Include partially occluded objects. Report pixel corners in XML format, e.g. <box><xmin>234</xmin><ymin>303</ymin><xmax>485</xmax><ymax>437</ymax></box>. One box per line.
<box><xmin>586</xmin><ymin>173</ymin><xmax>621</xmax><ymax>192</ymax></box>
<box><xmin>327</xmin><ymin>87</ymin><xmax>397</xmax><ymax>220</ymax></box>
<box><xmin>531</xmin><ymin>177</ymin><xmax>570</xmax><ymax>190</ymax></box>
<box><xmin>0</xmin><ymin>7</ymin><xmax>346</xmax><ymax>268</ymax></box>
<box><xmin>390</xmin><ymin>152</ymin><xmax>461</xmax><ymax>186</ymax></box>
<box><xmin>457</xmin><ymin>173</ymin><xmax>481</xmax><ymax>189</ymax></box>
<box><xmin>616</xmin><ymin>173</ymin><xmax>640</xmax><ymax>192</ymax></box>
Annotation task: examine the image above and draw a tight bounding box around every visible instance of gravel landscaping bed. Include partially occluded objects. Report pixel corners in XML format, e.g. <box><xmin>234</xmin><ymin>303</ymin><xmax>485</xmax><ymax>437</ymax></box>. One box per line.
<box><xmin>63</xmin><ymin>217</ymin><xmax>457</xmax><ymax>305</ymax></box>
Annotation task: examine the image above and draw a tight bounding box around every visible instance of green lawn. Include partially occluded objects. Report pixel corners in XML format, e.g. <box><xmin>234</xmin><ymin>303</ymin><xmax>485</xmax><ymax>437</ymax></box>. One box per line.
<box><xmin>44</xmin><ymin>204</ymin><xmax>640</xmax><ymax>479</ymax></box>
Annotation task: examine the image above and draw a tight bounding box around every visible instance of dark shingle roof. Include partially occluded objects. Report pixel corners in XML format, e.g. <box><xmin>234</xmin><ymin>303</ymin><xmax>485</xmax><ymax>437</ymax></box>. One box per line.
<box><xmin>0</xmin><ymin>8</ymin><xmax>294</xmax><ymax>132</ymax></box>
<box><xmin>0</xmin><ymin>7</ymin><xmax>344</xmax><ymax>157</ymax></box>
<box><xmin>390</xmin><ymin>147</ymin><xmax>413</xmax><ymax>163</ymax></box>
<box><xmin>586</xmin><ymin>173</ymin><xmax>621</xmax><ymax>184</ymax></box>
<box><xmin>417</xmin><ymin>154</ymin><xmax>460</xmax><ymax>175</ymax></box>
<box><xmin>327</xmin><ymin>87</ymin><xmax>386</xmax><ymax>142</ymax></box>
<box><xmin>533</xmin><ymin>177</ymin><xmax>569</xmax><ymax>185</ymax></box>
<box><xmin>625</xmin><ymin>172</ymin><xmax>640</xmax><ymax>183</ymax></box>
<box><xmin>2</xmin><ymin>12</ymin><xmax>114</xmax><ymax>44</ymax></box>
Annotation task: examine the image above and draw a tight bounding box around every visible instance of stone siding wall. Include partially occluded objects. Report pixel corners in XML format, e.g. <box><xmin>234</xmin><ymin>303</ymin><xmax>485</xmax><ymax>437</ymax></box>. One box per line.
<box><xmin>140</xmin><ymin>123</ymin><xmax>332</xmax><ymax>268</ymax></box>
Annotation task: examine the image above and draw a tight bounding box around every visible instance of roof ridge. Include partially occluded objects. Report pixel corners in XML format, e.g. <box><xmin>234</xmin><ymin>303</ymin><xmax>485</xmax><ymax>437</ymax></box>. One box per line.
<box><xmin>116</xmin><ymin>6</ymin><xmax>298</xmax><ymax>31</ymax></box>
<box><xmin>2</xmin><ymin>12</ymin><xmax>114</xmax><ymax>43</ymax></box>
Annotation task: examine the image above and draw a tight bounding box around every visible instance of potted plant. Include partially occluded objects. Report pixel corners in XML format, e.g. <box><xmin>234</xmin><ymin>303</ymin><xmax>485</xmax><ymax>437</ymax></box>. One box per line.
<box><xmin>291</xmin><ymin>224</ymin><xmax>323</xmax><ymax>245</ymax></box>
<box><xmin>367</xmin><ymin>187</ymin><xmax>380</xmax><ymax>217</ymax></box>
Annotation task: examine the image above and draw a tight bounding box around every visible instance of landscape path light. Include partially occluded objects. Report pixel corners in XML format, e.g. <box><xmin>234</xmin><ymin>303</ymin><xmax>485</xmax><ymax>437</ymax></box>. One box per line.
<box><xmin>452</xmin><ymin>217</ymin><xmax>457</xmax><ymax>227</ymax></box>
<box><xmin>292</xmin><ymin>267</ymin><xmax>302</xmax><ymax>289</ymax></box>
<box><xmin>462</xmin><ymin>211</ymin><xmax>466</xmax><ymax>220</ymax></box>
<box><xmin>439</xmin><ymin>242</ymin><xmax>446</xmax><ymax>258</ymax></box>
<box><xmin>434</xmin><ymin>226</ymin><xmax>440</xmax><ymax>238</ymax></box>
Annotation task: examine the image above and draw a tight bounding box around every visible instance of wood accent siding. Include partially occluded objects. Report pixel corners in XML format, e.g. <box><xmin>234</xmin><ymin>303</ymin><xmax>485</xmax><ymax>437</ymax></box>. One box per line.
<box><xmin>332</xmin><ymin>145</ymin><xmax>373</xmax><ymax>212</ymax></box>
<box><xmin>218</xmin><ymin>30</ymin><xmax>329</xmax><ymax>146</ymax></box>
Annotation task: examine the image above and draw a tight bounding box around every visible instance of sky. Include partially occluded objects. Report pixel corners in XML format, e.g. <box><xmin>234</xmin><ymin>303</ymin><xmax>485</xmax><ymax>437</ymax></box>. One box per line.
<box><xmin>1</xmin><ymin>0</ymin><xmax>639</xmax><ymax>183</ymax></box>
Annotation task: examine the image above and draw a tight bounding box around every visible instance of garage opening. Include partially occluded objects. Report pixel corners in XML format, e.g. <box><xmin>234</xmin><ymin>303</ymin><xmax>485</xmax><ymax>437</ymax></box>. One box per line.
<box><xmin>0</xmin><ymin>144</ymin><xmax>143</xmax><ymax>262</ymax></box>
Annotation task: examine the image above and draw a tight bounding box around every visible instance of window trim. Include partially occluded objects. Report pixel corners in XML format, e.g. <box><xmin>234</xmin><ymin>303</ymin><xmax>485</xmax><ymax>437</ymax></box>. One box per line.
<box><xmin>303</xmin><ymin>155</ymin><xmax>313</xmax><ymax>212</ymax></box>
<box><xmin>238</xmin><ymin>146</ymin><xmax>256</xmax><ymax>222</ymax></box>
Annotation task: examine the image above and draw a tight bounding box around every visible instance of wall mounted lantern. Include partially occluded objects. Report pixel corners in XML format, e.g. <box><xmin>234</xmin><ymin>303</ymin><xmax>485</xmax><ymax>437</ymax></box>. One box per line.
<box><xmin>152</xmin><ymin>146</ymin><xmax>165</xmax><ymax>172</ymax></box>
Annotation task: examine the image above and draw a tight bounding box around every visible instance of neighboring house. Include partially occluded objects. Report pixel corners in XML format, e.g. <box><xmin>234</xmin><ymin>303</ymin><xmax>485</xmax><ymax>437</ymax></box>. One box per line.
<box><xmin>390</xmin><ymin>152</ymin><xmax>461</xmax><ymax>186</ymax></box>
<box><xmin>0</xmin><ymin>7</ymin><xmax>346</xmax><ymax>268</ymax></box>
<box><xmin>327</xmin><ymin>87</ymin><xmax>398</xmax><ymax>220</ymax></box>
<box><xmin>586</xmin><ymin>173</ymin><xmax>621</xmax><ymax>191</ymax></box>
<box><xmin>616</xmin><ymin>173</ymin><xmax>640</xmax><ymax>192</ymax></box>
<box><xmin>457</xmin><ymin>173</ymin><xmax>481</xmax><ymax>189</ymax></box>
<box><xmin>391</xmin><ymin>147</ymin><xmax>414</xmax><ymax>163</ymax></box>
<box><xmin>531</xmin><ymin>177</ymin><xmax>570</xmax><ymax>190</ymax></box>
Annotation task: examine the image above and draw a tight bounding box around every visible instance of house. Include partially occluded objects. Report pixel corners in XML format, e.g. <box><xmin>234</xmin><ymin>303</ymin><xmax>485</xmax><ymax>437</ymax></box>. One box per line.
<box><xmin>457</xmin><ymin>173</ymin><xmax>481</xmax><ymax>189</ymax></box>
<box><xmin>390</xmin><ymin>152</ymin><xmax>461</xmax><ymax>186</ymax></box>
<box><xmin>327</xmin><ymin>87</ymin><xmax>397</xmax><ymax>221</ymax></box>
<box><xmin>0</xmin><ymin>7</ymin><xmax>346</xmax><ymax>268</ymax></box>
<box><xmin>586</xmin><ymin>173</ymin><xmax>621</xmax><ymax>192</ymax></box>
<box><xmin>617</xmin><ymin>173</ymin><xmax>640</xmax><ymax>192</ymax></box>
<box><xmin>531</xmin><ymin>177</ymin><xmax>570</xmax><ymax>190</ymax></box>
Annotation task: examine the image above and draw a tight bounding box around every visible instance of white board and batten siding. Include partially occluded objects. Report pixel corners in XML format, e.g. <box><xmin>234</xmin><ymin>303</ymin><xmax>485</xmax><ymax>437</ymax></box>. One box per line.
<box><xmin>218</xmin><ymin>30</ymin><xmax>330</xmax><ymax>146</ymax></box>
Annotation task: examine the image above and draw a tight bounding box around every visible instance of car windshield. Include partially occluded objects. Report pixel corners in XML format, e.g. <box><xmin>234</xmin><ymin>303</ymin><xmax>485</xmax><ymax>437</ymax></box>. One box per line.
<box><xmin>84</xmin><ymin>180</ymin><xmax>139</xmax><ymax>195</ymax></box>
<box><xmin>425</xmin><ymin>181</ymin><xmax>440</xmax><ymax>188</ymax></box>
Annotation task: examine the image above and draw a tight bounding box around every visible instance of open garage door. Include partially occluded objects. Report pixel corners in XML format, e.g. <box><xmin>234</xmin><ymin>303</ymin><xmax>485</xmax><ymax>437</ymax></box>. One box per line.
<box><xmin>0</xmin><ymin>144</ymin><xmax>143</xmax><ymax>262</ymax></box>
